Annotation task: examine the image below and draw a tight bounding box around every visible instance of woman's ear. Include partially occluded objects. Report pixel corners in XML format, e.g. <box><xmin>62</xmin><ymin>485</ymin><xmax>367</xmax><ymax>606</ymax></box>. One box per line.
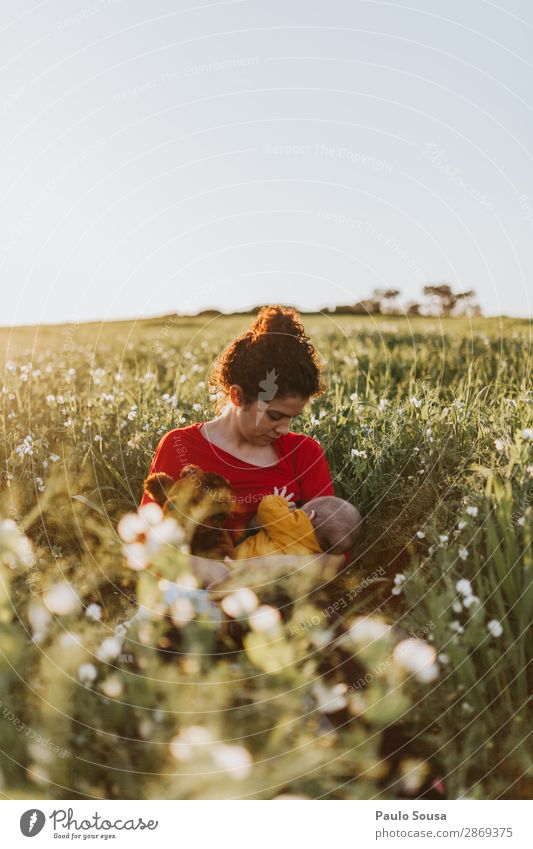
<box><xmin>229</xmin><ymin>384</ymin><xmax>243</xmax><ymax>406</ymax></box>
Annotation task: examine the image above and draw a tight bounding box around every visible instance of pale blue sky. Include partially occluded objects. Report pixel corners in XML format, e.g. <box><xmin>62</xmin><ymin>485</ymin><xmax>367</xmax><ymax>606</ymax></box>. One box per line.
<box><xmin>2</xmin><ymin>0</ymin><xmax>532</xmax><ymax>325</ymax></box>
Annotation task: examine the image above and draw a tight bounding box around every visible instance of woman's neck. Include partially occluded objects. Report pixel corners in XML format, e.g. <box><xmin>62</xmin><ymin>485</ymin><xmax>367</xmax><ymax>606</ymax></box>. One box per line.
<box><xmin>200</xmin><ymin>410</ymin><xmax>280</xmax><ymax>466</ymax></box>
<box><xmin>212</xmin><ymin>409</ymin><xmax>247</xmax><ymax>445</ymax></box>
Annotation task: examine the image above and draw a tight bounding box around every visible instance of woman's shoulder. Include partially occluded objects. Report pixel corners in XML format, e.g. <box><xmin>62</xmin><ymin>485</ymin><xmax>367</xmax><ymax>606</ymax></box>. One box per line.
<box><xmin>153</xmin><ymin>422</ymin><xmax>203</xmax><ymax>451</ymax></box>
<box><xmin>279</xmin><ymin>431</ymin><xmax>327</xmax><ymax>457</ymax></box>
<box><xmin>158</xmin><ymin>422</ymin><xmax>202</xmax><ymax>439</ymax></box>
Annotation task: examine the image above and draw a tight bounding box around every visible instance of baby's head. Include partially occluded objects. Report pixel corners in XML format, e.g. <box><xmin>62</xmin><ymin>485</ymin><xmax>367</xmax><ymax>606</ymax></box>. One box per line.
<box><xmin>301</xmin><ymin>496</ymin><xmax>362</xmax><ymax>554</ymax></box>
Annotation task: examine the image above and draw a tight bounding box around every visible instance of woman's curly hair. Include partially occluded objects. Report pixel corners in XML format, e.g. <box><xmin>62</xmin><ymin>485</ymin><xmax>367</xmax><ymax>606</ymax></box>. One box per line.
<box><xmin>208</xmin><ymin>305</ymin><xmax>326</xmax><ymax>413</ymax></box>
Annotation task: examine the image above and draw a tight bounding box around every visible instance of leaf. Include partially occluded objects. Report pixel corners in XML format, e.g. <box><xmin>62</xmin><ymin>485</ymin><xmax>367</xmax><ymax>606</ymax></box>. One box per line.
<box><xmin>71</xmin><ymin>494</ymin><xmax>106</xmax><ymax>516</ymax></box>
<box><xmin>244</xmin><ymin>632</ymin><xmax>294</xmax><ymax>674</ymax></box>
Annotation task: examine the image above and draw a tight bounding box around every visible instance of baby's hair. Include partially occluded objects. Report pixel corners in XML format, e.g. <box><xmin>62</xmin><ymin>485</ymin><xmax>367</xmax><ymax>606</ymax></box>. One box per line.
<box><xmin>302</xmin><ymin>495</ymin><xmax>363</xmax><ymax>554</ymax></box>
<box><xmin>208</xmin><ymin>305</ymin><xmax>326</xmax><ymax>413</ymax></box>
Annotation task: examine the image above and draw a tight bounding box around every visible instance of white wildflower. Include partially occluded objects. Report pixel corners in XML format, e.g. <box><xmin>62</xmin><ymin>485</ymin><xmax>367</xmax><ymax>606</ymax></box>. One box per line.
<box><xmin>313</xmin><ymin>681</ymin><xmax>348</xmax><ymax>713</ymax></box>
<box><xmin>27</xmin><ymin>600</ymin><xmax>51</xmax><ymax>637</ymax></box>
<box><xmin>248</xmin><ymin>605</ymin><xmax>281</xmax><ymax>634</ymax></box>
<box><xmin>97</xmin><ymin>636</ymin><xmax>123</xmax><ymax>662</ymax></box>
<box><xmin>0</xmin><ymin>519</ymin><xmax>34</xmax><ymax>569</ymax></box>
<box><xmin>487</xmin><ymin>619</ymin><xmax>503</xmax><ymax>638</ymax></box>
<box><xmin>85</xmin><ymin>603</ymin><xmax>102</xmax><ymax>622</ymax></box>
<box><xmin>43</xmin><ymin>582</ymin><xmax>80</xmax><ymax>615</ymax></box>
<box><xmin>410</xmin><ymin>397</ymin><xmax>423</xmax><ymax>408</ymax></box>
<box><xmin>59</xmin><ymin>632</ymin><xmax>79</xmax><ymax>649</ymax></box>
<box><xmin>466</xmin><ymin>506</ymin><xmax>478</xmax><ymax>518</ymax></box>
<box><xmin>169</xmin><ymin>726</ymin><xmax>213</xmax><ymax>762</ymax></box>
<box><xmin>15</xmin><ymin>435</ymin><xmax>33</xmax><ymax>457</ymax></box>
<box><xmin>122</xmin><ymin>542</ymin><xmax>150</xmax><ymax>571</ymax></box>
<box><xmin>212</xmin><ymin>743</ymin><xmax>252</xmax><ymax>781</ymax></box>
<box><xmin>456</xmin><ymin>578</ymin><xmax>472</xmax><ymax>596</ymax></box>
<box><xmin>458</xmin><ymin>546</ymin><xmax>469</xmax><ymax>561</ymax></box>
<box><xmin>520</xmin><ymin>428</ymin><xmax>533</xmax><ymax>441</ymax></box>
<box><xmin>393</xmin><ymin>639</ymin><xmax>438</xmax><ymax>683</ymax></box>
<box><xmin>416</xmin><ymin>530</ymin><xmax>425</xmax><ymax>539</ymax></box>
<box><xmin>221</xmin><ymin>589</ymin><xmax>259</xmax><ymax>619</ymax></box>
<box><xmin>118</xmin><ymin>504</ymin><xmax>185</xmax><ymax>570</ymax></box>
<box><xmin>348</xmin><ymin>616</ymin><xmax>391</xmax><ymax>644</ymax></box>
<box><xmin>100</xmin><ymin>675</ymin><xmax>123</xmax><ymax>698</ymax></box>
<box><xmin>462</xmin><ymin>595</ymin><xmax>481</xmax><ymax>609</ymax></box>
<box><xmin>78</xmin><ymin>663</ymin><xmax>98</xmax><ymax>684</ymax></box>
<box><xmin>170</xmin><ymin>596</ymin><xmax>195</xmax><ymax>628</ymax></box>
<box><xmin>391</xmin><ymin>573</ymin><xmax>406</xmax><ymax>596</ymax></box>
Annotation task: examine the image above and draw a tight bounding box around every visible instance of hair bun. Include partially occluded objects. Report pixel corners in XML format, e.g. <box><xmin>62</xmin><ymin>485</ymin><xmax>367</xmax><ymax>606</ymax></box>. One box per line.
<box><xmin>250</xmin><ymin>305</ymin><xmax>306</xmax><ymax>340</ymax></box>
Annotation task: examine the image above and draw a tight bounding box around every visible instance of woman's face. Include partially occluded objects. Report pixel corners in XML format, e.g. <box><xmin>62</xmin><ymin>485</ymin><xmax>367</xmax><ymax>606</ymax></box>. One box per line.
<box><xmin>229</xmin><ymin>386</ymin><xmax>309</xmax><ymax>445</ymax></box>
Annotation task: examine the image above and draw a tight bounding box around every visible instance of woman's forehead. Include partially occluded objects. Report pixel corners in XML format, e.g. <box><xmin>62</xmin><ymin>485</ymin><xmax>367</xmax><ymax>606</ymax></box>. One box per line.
<box><xmin>266</xmin><ymin>395</ymin><xmax>309</xmax><ymax>415</ymax></box>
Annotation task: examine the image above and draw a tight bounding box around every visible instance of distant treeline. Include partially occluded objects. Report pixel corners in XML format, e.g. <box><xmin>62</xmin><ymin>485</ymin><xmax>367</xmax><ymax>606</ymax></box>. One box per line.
<box><xmin>188</xmin><ymin>284</ymin><xmax>482</xmax><ymax>320</ymax></box>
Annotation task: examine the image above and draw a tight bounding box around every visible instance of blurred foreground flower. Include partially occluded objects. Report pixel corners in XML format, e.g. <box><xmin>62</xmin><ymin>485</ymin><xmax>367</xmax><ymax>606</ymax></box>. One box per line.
<box><xmin>393</xmin><ymin>638</ymin><xmax>438</xmax><ymax>683</ymax></box>
<box><xmin>348</xmin><ymin>616</ymin><xmax>392</xmax><ymax>644</ymax></box>
<box><xmin>221</xmin><ymin>588</ymin><xmax>259</xmax><ymax>619</ymax></box>
<box><xmin>391</xmin><ymin>573</ymin><xmax>406</xmax><ymax>595</ymax></box>
<box><xmin>487</xmin><ymin>619</ymin><xmax>503</xmax><ymax>638</ymax></box>
<box><xmin>212</xmin><ymin>743</ymin><xmax>252</xmax><ymax>781</ymax></box>
<box><xmin>117</xmin><ymin>503</ymin><xmax>187</xmax><ymax>570</ymax></box>
<box><xmin>0</xmin><ymin>519</ymin><xmax>34</xmax><ymax>569</ymax></box>
<box><xmin>399</xmin><ymin>758</ymin><xmax>430</xmax><ymax>794</ymax></box>
<box><xmin>78</xmin><ymin>663</ymin><xmax>98</xmax><ymax>684</ymax></box>
<box><xmin>456</xmin><ymin>579</ymin><xmax>472</xmax><ymax>596</ymax></box>
<box><xmin>27</xmin><ymin>599</ymin><xmax>51</xmax><ymax>642</ymax></box>
<box><xmin>313</xmin><ymin>680</ymin><xmax>348</xmax><ymax>713</ymax></box>
<box><xmin>97</xmin><ymin>636</ymin><xmax>124</xmax><ymax>662</ymax></box>
<box><xmin>43</xmin><ymin>582</ymin><xmax>80</xmax><ymax>615</ymax></box>
<box><xmin>248</xmin><ymin>605</ymin><xmax>281</xmax><ymax>634</ymax></box>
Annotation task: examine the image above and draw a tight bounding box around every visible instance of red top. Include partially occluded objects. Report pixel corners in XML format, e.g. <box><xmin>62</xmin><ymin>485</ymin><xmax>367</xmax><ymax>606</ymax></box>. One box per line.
<box><xmin>140</xmin><ymin>422</ymin><xmax>335</xmax><ymax>545</ymax></box>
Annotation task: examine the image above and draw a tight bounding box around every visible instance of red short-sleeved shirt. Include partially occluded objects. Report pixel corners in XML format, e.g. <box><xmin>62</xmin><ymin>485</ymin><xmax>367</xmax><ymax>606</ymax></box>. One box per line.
<box><xmin>140</xmin><ymin>422</ymin><xmax>335</xmax><ymax>544</ymax></box>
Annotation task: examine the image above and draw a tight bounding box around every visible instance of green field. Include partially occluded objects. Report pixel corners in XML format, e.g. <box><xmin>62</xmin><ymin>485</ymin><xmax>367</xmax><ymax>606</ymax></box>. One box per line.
<box><xmin>1</xmin><ymin>313</ymin><xmax>531</xmax><ymax>799</ymax></box>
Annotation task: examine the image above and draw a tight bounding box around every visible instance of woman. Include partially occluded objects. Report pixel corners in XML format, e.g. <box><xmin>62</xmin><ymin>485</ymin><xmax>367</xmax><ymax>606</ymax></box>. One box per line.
<box><xmin>140</xmin><ymin>305</ymin><xmax>353</xmax><ymax>562</ymax></box>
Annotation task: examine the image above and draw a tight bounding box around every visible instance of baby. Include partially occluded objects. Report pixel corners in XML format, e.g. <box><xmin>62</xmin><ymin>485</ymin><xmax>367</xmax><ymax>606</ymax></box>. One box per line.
<box><xmin>233</xmin><ymin>493</ymin><xmax>362</xmax><ymax>560</ymax></box>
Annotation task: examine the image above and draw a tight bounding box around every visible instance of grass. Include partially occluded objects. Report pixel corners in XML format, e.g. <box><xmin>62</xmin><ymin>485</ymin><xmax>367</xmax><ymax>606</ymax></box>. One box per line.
<box><xmin>0</xmin><ymin>313</ymin><xmax>531</xmax><ymax>799</ymax></box>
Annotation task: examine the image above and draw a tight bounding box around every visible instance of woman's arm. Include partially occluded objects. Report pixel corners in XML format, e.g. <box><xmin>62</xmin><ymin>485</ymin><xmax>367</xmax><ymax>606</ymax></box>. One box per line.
<box><xmin>296</xmin><ymin>437</ymin><xmax>335</xmax><ymax>503</ymax></box>
<box><xmin>139</xmin><ymin>432</ymin><xmax>177</xmax><ymax>507</ymax></box>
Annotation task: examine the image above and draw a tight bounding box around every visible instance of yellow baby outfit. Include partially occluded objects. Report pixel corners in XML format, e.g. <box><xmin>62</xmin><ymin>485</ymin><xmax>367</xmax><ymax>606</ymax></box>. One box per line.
<box><xmin>233</xmin><ymin>494</ymin><xmax>323</xmax><ymax>560</ymax></box>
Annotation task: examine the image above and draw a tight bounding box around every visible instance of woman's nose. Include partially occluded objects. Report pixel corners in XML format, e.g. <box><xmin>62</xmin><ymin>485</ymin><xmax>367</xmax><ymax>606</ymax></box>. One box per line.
<box><xmin>275</xmin><ymin>422</ymin><xmax>290</xmax><ymax>434</ymax></box>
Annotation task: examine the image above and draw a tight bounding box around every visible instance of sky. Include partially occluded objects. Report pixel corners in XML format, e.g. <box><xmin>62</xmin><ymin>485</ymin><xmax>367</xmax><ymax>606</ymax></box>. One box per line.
<box><xmin>1</xmin><ymin>0</ymin><xmax>532</xmax><ymax>326</ymax></box>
